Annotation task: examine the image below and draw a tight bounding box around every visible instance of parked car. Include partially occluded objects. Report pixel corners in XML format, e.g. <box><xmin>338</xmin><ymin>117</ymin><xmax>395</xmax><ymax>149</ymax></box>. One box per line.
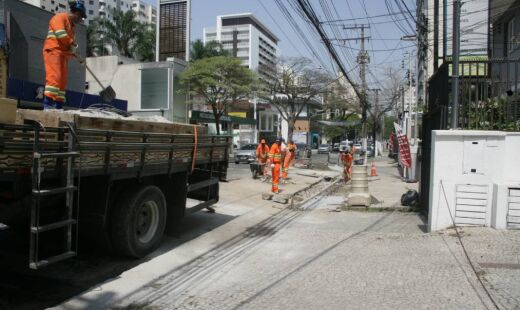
<box><xmin>318</xmin><ymin>144</ymin><xmax>330</xmax><ymax>154</ymax></box>
<box><xmin>235</xmin><ymin>144</ymin><xmax>257</xmax><ymax>164</ymax></box>
<box><xmin>332</xmin><ymin>143</ymin><xmax>340</xmax><ymax>152</ymax></box>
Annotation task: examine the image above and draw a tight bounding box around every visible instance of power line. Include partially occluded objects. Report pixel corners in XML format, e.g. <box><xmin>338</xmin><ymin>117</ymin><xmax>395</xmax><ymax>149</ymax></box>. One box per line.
<box><xmin>255</xmin><ymin>0</ymin><xmax>304</xmax><ymax>58</ymax></box>
<box><xmin>294</xmin><ymin>0</ymin><xmax>362</xmax><ymax>101</ymax></box>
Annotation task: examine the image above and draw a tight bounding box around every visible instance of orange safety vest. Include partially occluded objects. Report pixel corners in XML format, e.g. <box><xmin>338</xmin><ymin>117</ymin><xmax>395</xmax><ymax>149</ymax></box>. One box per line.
<box><xmin>43</xmin><ymin>12</ymin><xmax>76</xmax><ymax>53</ymax></box>
<box><xmin>268</xmin><ymin>143</ymin><xmax>282</xmax><ymax>164</ymax></box>
<box><xmin>257</xmin><ymin>144</ymin><xmax>270</xmax><ymax>160</ymax></box>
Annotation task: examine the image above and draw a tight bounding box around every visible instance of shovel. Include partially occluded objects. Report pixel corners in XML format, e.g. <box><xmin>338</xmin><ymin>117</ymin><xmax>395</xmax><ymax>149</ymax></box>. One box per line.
<box><xmin>75</xmin><ymin>54</ymin><xmax>116</xmax><ymax>103</ymax></box>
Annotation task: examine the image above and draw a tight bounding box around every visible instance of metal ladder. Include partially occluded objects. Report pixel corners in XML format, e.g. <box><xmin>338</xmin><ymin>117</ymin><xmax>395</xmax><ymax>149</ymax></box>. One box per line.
<box><xmin>29</xmin><ymin>124</ymin><xmax>80</xmax><ymax>270</ymax></box>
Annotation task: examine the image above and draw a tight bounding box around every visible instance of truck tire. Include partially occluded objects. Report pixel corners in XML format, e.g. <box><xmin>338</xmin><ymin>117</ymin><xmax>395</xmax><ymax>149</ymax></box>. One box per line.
<box><xmin>110</xmin><ymin>185</ymin><xmax>167</xmax><ymax>258</ymax></box>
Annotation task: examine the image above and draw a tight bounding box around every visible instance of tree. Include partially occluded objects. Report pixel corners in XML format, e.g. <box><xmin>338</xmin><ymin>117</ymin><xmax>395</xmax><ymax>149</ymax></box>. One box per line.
<box><xmin>179</xmin><ymin>56</ymin><xmax>258</xmax><ymax>135</ymax></box>
<box><xmin>134</xmin><ymin>24</ymin><xmax>156</xmax><ymax>62</ymax></box>
<box><xmin>262</xmin><ymin>58</ymin><xmax>330</xmax><ymax>142</ymax></box>
<box><xmin>90</xmin><ymin>9</ymin><xmax>155</xmax><ymax>61</ymax></box>
<box><xmin>190</xmin><ymin>39</ymin><xmax>229</xmax><ymax>61</ymax></box>
<box><xmin>86</xmin><ymin>18</ymin><xmax>108</xmax><ymax>57</ymax></box>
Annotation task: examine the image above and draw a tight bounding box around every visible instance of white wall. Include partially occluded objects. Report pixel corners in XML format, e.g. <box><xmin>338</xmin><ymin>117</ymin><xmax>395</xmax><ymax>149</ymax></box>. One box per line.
<box><xmin>428</xmin><ymin>130</ymin><xmax>520</xmax><ymax>232</ymax></box>
<box><xmin>86</xmin><ymin>56</ymin><xmax>188</xmax><ymax>123</ymax></box>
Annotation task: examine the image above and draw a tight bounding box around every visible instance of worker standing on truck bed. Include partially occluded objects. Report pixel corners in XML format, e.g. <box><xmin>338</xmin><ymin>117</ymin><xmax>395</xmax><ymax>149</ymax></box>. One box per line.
<box><xmin>269</xmin><ymin>137</ymin><xmax>283</xmax><ymax>193</ymax></box>
<box><xmin>42</xmin><ymin>0</ymin><xmax>86</xmax><ymax>109</ymax></box>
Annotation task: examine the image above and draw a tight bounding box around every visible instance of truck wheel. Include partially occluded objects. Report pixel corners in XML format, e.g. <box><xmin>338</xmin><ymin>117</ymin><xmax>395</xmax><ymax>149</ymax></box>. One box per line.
<box><xmin>110</xmin><ymin>185</ymin><xmax>167</xmax><ymax>258</ymax></box>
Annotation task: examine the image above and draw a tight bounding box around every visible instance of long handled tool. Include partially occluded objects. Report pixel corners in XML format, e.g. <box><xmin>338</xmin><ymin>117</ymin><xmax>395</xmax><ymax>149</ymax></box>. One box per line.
<box><xmin>75</xmin><ymin>54</ymin><xmax>116</xmax><ymax>103</ymax></box>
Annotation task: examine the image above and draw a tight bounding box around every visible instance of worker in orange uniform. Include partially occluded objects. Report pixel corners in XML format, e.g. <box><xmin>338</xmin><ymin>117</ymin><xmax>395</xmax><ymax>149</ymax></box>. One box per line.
<box><xmin>282</xmin><ymin>140</ymin><xmax>297</xmax><ymax>180</ymax></box>
<box><xmin>42</xmin><ymin>0</ymin><xmax>86</xmax><ymax>109</ymax></box>
<box><xmin>268</xmin><ymin>137</ymin><xmax>283</xmax><ymax>193</ymax></box>
<box><xmin>341</xmin><ymin>150</ymin><xmax>354</xmax><ymax>182</ymax></box>
<box><xmin>256</xmin><ymin>139</ymin><xmax>270</xmax><ymax>178</ymax></box>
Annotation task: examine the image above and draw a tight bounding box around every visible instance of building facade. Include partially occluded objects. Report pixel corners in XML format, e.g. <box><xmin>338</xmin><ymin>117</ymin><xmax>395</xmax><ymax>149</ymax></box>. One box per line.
<box><xmin>203</xmin><ymin>13</ymin><xmax>280</xmax><ymax>84</ymax></box>
<box><xmin>156</xmin><ymin>0</ymin><xmax>190</xmax><ymax>62</ymax></box>
<box><xmin>21</xmin><ymin>0</ymin><xmax>156</xmax><ymax>25</ymax></box>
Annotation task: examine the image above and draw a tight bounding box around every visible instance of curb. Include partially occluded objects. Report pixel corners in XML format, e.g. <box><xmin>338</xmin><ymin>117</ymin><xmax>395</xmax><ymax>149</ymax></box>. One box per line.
<box><xmin>289</xmin><ymin>176</ymin><xmax>342</xmax><ymax>210</ymax></box>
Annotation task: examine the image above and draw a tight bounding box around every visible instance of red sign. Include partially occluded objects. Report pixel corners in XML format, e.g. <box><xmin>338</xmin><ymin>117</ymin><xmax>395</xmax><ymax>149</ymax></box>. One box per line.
<box><xmin>393</xmin><ymin>123</ymin><xmax>411</xmax><ymax>168</ymax></box>
<box><xmin>389</xmin><ymin>132</ymin><xmax>395</xmax><ymax>153</ymax></box>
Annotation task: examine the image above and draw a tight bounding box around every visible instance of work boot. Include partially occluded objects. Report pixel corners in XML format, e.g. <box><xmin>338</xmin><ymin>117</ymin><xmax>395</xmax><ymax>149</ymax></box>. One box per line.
<box><xmin>43</xmin><ymin>96</ymin><xmax>64</xmax><ymax>110</ymax></box>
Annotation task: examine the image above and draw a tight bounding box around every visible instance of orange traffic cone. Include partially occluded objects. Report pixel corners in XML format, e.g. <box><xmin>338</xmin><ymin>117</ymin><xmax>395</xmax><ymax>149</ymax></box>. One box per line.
<box><xmin>370</xmin><ymin>162</ymin><xmax>378</xmax><ymax>177</ymax></box>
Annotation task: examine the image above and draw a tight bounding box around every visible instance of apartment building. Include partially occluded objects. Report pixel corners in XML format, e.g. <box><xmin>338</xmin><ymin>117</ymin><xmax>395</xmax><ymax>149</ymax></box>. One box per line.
<box><xmin>203</xmin><ymin>13</ymin><xmax>279</xmax><ymax>84</ymax></box>
<box><xmin>21</xmin><ymin>0</ymin><xmax>156</xmax><ymax>25</ymax></box>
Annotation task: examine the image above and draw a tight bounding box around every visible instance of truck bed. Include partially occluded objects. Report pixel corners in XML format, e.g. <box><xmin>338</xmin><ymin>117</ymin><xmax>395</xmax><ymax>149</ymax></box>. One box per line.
<box><xmin>0</xmin><ymin>123</ymin><xmax>230</xmax><ymax>180</ymax></box>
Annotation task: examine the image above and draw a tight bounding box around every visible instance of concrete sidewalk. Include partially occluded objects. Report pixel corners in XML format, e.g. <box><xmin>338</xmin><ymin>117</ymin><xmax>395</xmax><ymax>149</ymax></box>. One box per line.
<box><xmin>55</xmin><ymin>166</ymin><xmax>339</xmax><ymax>309</ymax></box>
<box><xmin>366</xmin><ymin>156</ymin><xmax>418</xmax><ymax>209</ymax></box>
<box><xmin>328</xmin><ymin>155</ymin><xmax>418</xmax><ymax>209</ymax></box>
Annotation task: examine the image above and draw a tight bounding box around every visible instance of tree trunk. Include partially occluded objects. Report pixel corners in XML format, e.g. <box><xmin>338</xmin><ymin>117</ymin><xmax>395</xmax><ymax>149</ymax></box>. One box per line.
<box><xmin>287</xmin><ymin>118</ymin><xmax>295</xmax><ymax>142</ymax></box>
<box><xmin>215</xmin><ymin>112</ymin><xmax>221</xmax><ymax>135</ymax></box>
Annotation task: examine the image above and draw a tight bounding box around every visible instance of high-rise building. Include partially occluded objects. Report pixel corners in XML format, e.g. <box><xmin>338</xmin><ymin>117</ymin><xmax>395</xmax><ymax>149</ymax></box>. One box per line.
<box><xmin>203</xmin><ymin>13</ymin><xmax>279</xmax><ymax>83</ymax></box>
<box><xmin>21</xmin><ymin>0</ymin><xmax>156</xmax><ymax>25</ymax></box>
<box><xmin>156</xmin><ymin>0</ymin><xmax>190</xmax><ymax>62</ymax></box>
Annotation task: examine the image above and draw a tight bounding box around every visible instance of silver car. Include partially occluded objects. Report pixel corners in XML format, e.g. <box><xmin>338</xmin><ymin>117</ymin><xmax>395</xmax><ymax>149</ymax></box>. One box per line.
<box><xmin>234</xmin><ymin>144</ymin><xmax>257</xmax><ymax>164</ymax></box>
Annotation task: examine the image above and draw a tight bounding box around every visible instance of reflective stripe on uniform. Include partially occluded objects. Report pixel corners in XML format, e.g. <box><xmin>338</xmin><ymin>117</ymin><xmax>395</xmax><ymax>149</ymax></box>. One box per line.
<box><xmin>54</xmin><ymin>29</ymin><xmax>68</xmax><ymax>38</ymax></box>
<box><xmin>44</xmin><ymin>85</ymin><xmax>60</xmax><ymax>95</ymax></box>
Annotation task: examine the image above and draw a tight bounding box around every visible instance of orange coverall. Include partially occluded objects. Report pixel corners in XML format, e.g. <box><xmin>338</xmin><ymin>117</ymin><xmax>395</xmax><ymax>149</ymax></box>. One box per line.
<box><xmin>342</xmin><ymin>152</ymin><xmax>353</xmax><ymax>181</ymax></box>
<box><xmin>256</xmin><ymin>142</ymin><xmax>270</xmax><ymax>176</ymax></box>
<box><xmin>282</xmin><ymin>142</ymin><xmax>297</xmax><ymax>179</ymax></box>
<box><xmin>268</xmin><ymin>143</ymin><xmax>282</xmax><ymax>193</ymax></box>
<box><xmin>43</xmin><ymin>12</ymin><xmax>76</xmax><ymax>103</ymax></box>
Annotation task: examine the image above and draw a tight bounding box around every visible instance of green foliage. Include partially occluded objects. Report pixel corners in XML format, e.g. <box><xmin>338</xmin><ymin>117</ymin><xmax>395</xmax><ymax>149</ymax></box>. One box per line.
<box><xmin>86</xmin><ymin>18</ymin><xmax>108</xmax><ymax>57</ymax></box>
<box><xmin>467</xmin><ymin>94</ymin><xmax>520</xmax><ymax>131</ymax></box>
<box><xmin>190</xmin><ymin>39</ymin><xmax>229</xmax><ymax>61</ymax></box>
<box><xmin>179</xmin><ymin>56</ymin><xmax>258</xmax><ymax>134</ymax></box>
<box><xmin>323</xmin><ymin>125</ymin><xmax>345</xmax><ymax>140</ymax></box>
<box><xmin>88</xmin><ymin>9</ymin><xmax>155</xmax><ymax>61</ymax></box>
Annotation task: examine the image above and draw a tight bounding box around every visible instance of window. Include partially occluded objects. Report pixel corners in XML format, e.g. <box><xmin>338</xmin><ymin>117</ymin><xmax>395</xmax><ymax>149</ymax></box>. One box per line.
<box><xmin>508</xmin><ymin>18</ymin><xmax>519</xmax><ymax>55</ymax></box>
<box><xmin>140</xmin><ymin>68</ymin><xmax>169</xmax><ymax>110</ymax></box>
<box><xmin>89</xmin><ymin>0</ymin><xmax>93</xmax><ymax>4</ymax></box>
<box><xmin>259</xmin><ymin>112</ymin><xmax>274</xmax><ymax>132</ymax></box>
<box><xmin>89</xmin><ymin>10</ymin><xmax>93</xmax><ymax>14</ymax></box>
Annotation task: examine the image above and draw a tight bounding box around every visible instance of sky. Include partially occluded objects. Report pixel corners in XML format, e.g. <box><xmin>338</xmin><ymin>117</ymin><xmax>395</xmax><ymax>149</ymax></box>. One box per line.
<box><xmin>152</xmin><ymin>0</ymin><xmax>418</xmax><ymax>90</ymax></box>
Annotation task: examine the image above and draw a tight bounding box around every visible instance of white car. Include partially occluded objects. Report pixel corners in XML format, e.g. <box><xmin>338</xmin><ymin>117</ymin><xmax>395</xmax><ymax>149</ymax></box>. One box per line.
<box><xmin>318</xmin><ymin>144</ymin><xmax>330</xmax><ymax>154</ymax></box>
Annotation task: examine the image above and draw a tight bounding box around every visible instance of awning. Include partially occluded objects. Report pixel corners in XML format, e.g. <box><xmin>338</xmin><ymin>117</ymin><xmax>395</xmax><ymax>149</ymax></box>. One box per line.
<box><xmin>191</xmin><ymin>111</ymin><xmax>256</xmax><ymax>125</ymax></box>
<box><xmin>317</xmin><ymin>120</ymin><xmax>361</xmax><ymax>127</ymax></box>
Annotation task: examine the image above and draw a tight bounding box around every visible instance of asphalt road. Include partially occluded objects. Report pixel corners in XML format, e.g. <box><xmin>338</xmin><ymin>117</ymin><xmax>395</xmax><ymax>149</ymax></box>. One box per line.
<box><xmin>0</xmin><ymin>163</ymin><xmax>253</xmax><ymax>310</ymax></box>
<box><xmin>0</xmin><ymin>153</ymin><xmax>331</xmax><ymax>309</ymax></box>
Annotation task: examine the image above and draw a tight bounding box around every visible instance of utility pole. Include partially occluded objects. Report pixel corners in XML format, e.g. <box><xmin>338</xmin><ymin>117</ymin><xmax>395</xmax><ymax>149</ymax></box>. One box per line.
<box><xmin>343</xmin><ymin>24</ymin><xmax>370</xmax><ymax>164</ymax></box>
<box><xmin>416</xmin><ymin>0</ymin><xmax>426</xmax><ymax>144</ymax></box>
<box><xmin>368</xmin><ymin>88</ymin><xmax>381</xmax><ymax>156</ymax></box>
<box><xmin>451</xmin><ymin>0</ymin><xmax>461</xmax><ymax>129</ymax></box>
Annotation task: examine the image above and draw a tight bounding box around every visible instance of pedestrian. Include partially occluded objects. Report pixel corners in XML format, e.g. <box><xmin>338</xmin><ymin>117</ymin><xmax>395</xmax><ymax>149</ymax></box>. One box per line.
<box><xmin>282</xmin><ymin>140</ymin><xmax>297</xmax><ymax>180</ymax></box>
<box><xmin>42</xmin><ymin>0</ymin><xmax>86</xmax><ymax>109</ymax></box>
<box><xmin>268</xmin><ymin>137</ymin><xmax>283</xmax><ymax>193</ymax></box>
<box><xmin>256</xmin><ymin>139</ymin><xmax>270</xmax><ymax>179</ymax></box>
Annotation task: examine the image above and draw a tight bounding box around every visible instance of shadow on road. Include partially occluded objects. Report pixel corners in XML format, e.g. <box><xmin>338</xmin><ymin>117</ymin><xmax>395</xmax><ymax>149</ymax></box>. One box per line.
<box><xmin>0</xmin><ymin>210</ymin><xmax>236</xmax><ymax>310</ymax></box>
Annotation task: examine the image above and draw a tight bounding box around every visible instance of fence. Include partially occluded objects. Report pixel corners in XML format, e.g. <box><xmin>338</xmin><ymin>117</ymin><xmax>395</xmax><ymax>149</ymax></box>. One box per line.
<box><xmin>421</xmin><ymin>58</ymin><xmax>520</xmax><ymax>213</ymax></box>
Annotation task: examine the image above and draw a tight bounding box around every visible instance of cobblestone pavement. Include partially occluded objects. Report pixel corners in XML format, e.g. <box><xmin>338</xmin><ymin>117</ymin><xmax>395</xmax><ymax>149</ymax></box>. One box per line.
<box><xmin>112</xmin><ymin>206</ymin><xmax>520</xmax><ymax>310</ymax></box>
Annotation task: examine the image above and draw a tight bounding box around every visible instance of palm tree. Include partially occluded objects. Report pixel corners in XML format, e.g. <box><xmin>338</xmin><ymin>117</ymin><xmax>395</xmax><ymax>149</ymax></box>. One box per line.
<box><xmin>134</xmin><ymin>24</ymin><xmax>156</xmax><ymax>62</ymax></box>
<box><xmin>91</xmin><ymin>8</ymin><xmax>155</xmax><ymax>61</ymax></box>
<box><xmin>86</xmin><ymin>18</ymin><xmax>108</xmax><ymax>57</ymax></box>
<box><xmin>190</xmin><ymin>39</ymin><xmax>229</xmax><ymax>61</ymax></box>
